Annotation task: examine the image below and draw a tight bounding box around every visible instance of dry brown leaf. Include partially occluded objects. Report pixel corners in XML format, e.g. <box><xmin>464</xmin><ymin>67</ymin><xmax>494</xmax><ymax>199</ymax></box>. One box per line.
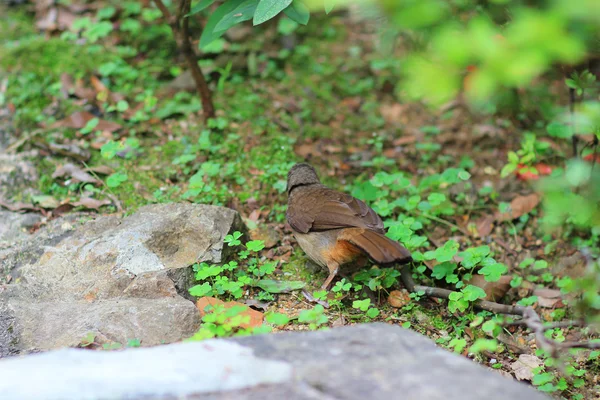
<box><xmin>534</xmin><ymin>288</ymin><xmax>563</xmax><ymax>308</ymax></box>
<box><xmin>53</xmin><ymin>163</ymin><xmax>100</xmax><ymax>184</ymax></box>
<box><xmin>52</xmin><ymin>203</ymin><xmax>75</xmax><ymax>217</ymax></box>
<box><xmin>388</xmin><ymin>290</ymin><xmax>411</xmax><ymax>308</ymax></box>
<box><xmin>85</xmin><ymin>165</ymin><xmax>114</xmax><ymax>176</ymax></box>
<box><xmin>380</xmin><ymin>103</ymin><xmax>405</xmax><ymax>124</ymax></box>
<box><xmin>475</xmin><ymin>214</ymin><xmax>495</xmax><ymax>237</ymax></box>
<box><xmin>392</xmin><ymin>135</ymin><xmax>417</xmax><ymax>146</ymax></box>
<box><xmin>469</xmin><ymin>274</ymin><xmax>512</xmax><ymax>301</ymax></box>
<box><xmin>51</xmin><ymin>111</ymin><xmax>122</xmax><ymax>133</ymax></box>
<box><xmin>60</xmin><ymin>74</ymin><xmax>96</xmax><ymax>101</ymax></box>
<box><xmin>0</xmin><ymin>199</ymin><xmax>40</xmax><ymax>213</ymax></box>
<box><xmin>196</xmin><ymin>297</ymin><xmax>264</xmax><ymax>329</ymax></box>
<box><xmin>72</xmin><ymin>197</ymin><xmax>111</xmax><ymax>210</ymax></box>
<box><xmin>511</xmin><ymin>354</ymin><xmax>542</xmax><ymax>381</ymax></box>
<box><xmin>47</xmin><ymin>142</ymin><xmax>91</xmax><ymax>161</ymax></box>
<box><xmin>496</xmin><ymin>193</ymin><xmax>540</xmax><ymax>222</ymax></box>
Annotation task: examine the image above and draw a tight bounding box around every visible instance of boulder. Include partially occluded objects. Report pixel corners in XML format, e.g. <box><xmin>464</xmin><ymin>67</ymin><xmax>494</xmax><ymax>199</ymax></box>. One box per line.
<box><xmin>0</xmin><ymin>203</ymin><xmax>245</xmax><ymax>355</ymax></box>
<box><xmin>0</xmin><ymin>324</ymin><xmax>547</xmax><ymax>400</ymax></box>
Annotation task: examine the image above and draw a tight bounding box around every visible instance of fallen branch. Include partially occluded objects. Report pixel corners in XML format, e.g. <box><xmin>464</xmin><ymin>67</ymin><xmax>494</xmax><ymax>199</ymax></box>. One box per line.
<box><xmin>153</xmin><ymin>0</ymin><xmax>215</xmax><ymax>122</ymax></box>
<box><xmin>400</xmin><ymin>264</ymin><xmax>599</xmax><ymax>356</ymax></box>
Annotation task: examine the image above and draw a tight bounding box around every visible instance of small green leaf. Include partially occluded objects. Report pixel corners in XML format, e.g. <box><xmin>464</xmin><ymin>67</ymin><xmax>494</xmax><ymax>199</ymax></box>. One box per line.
<box><xmin>189</xmin><ymin>282</ymin><xmax>212</xmax><ymax>297</ymax></box>
<box><xmin>462</xmin><ymin>285</ymin><xmax>487</xmax><ymax>302</ymax></box>
<box><xmin>478</xmin><ymin>262</ymin><xmax>508</xmax><ymax>282</ymax></box>
<box><xmin>126</xmin><ymin>338</ymin><xmax>141</xmax><ymax>347</ymax></box>
<box><xmin>80</xmin><ymin>118</ymin><xmax>99</xmax><ymax>134</ymax></box>
<box><xmin>532</xmin><ymin>372</ymin><xmax>555</xmax><ymax>386</ymax></box>
<box><xmin>253</xmin><ymin>0</ymin><xmax>292</xmax><ymax>25</ymax></box>
<box><xmin>352</xmin><ymin>298</ymin><xmax>371</xmax><ymax>312</ymax></box>
<box><xmin>215</xmin><ymin>0</ymin><xmax>259</xmax><ymax>32</ymax></box>
<box><xmin>547</xmin><ymin>122</ymin><xmax>571</xmax><ymax>138</ymax></box>
<box><xmin>266</xmin><ymin>312</ymin><xmax>290</xmax><ymax>326</ymax></box>
<box><xmin>324</xmin><ymin>0</ymin><xmax>335</xmax><ymax>14</ymax></box>
<box><xmin>106</xmin><ymin>172</ymin><xmax>128</xmax><ymax>188</ymax></box>
<box><xmin>199</xmin><ymin>0</ymin><xmax>247</xmax><ymax>48</ymax></box>
<box><xmin>254</xmin><ymin>279</ymin><xmax>305</xmax><ymax>293</ymax></box>
<box><xmin>246</xmin><ymin>240</ymin><xmax>265</xmax><ymax>252</ymax></box>
<box><xmin>283</xmin><ymin>0</ymin><xmax>309</xmax><ymax>24</ymax></box>
<box><xmin>469</xmin><ymin>338</ymin><xmax>498</xmax><ymax>354</ymax></box>
<box><xmin>366</xmin><ymin>307</ymin><xmax>380</xmax><ymax>318</ymax></box>
<box><xmin>188</xmin><ymin>0</ymin><xmax>218</xmax><ymax>16</ymax></box>
<box><xmin>101</xmin><ymin>140</ymin><xmax>124</xmax><ymax>159</ymax></box>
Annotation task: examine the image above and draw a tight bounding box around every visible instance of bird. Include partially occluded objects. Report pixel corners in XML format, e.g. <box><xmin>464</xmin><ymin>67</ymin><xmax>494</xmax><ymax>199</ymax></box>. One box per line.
<box><xmin>286</xmin><ymin>163</ymin><xmax>412</xmax><ymax>290</ymax></box>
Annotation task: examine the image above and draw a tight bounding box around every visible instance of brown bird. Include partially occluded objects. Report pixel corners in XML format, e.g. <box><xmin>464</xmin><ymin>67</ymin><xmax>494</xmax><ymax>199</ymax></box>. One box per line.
<box><xmin>286</xmin><ymin>163</ymin><xmax>412</xmax><ymax>289</ymax></box>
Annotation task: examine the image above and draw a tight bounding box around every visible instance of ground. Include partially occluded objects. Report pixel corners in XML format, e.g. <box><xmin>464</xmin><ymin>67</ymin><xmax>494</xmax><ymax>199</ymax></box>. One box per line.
<box><xmin>0</xmin><ymin>2</ymin><xmax>598</xmax><ymax>399</ymax></box>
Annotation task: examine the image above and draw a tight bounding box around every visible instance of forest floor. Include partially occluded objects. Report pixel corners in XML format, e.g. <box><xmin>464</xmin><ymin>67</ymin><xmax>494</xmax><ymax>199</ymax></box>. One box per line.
<box><xmin>0</xmin><ymin>2</ymin><xmax>597</xmax><ymax>398</ymax></box>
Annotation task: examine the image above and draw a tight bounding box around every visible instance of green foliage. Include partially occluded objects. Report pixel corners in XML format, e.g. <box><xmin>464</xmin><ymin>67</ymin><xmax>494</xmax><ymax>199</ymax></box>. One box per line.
<box><xmin>198</xmin><ymin>0</ymin><xmax>327</xmax><ymax>48</ymax></box>
<box><xmin>298</xmin><ymin>304</ymin><xmax>328</xmax><ymax>329</ymax></box>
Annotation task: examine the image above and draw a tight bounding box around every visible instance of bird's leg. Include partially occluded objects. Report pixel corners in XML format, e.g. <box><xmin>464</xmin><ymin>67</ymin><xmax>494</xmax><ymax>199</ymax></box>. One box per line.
<box><xmin>321</xmin><ymin>262</ymin><xmax>339</xmax><ymax>290</ymax></box>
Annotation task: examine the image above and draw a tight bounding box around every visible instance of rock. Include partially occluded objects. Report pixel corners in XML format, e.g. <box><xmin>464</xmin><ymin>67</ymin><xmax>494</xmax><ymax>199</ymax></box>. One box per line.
<box><xmin>249</xmin><ymin>225</ymin><xmax>280</xmax><ymax>249</ymax></box>
<box><xmin>0</xmin><ymin>324</ymin><xmax>547</xmax><ymax>400</ymax></box>
<box><xmin>0</xmin><ymin>210</ymin><xmax>42</xmax><ymax>245</ymax></box>
<box><xmin>0</xmin><ymin>203</ymin><xmax>245</xmax><ymax>355</ymax></box>
<box><xmin>0</xmin><ymin>151</ymin><xmax>39</xmax><ymax>200</ymax></box>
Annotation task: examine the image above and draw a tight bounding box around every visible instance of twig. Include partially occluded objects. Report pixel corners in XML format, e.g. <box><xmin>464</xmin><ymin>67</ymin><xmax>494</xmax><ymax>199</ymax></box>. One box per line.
<box><xmin>400</xmin><ymin>264</ymin><xmax>599</xmax><ymax>356</ymax></box>
<box><xmin>153</xmin><ymin>0</ymin><xmax>215</xmax><ymax>122</ymax></box>
<box><xmin>569</xmin><ymin>87</ymin><xmax>578</xmax><ymax>157</ymax></box>
<box><xmin>417</xmin><ymin>212</ymin><xmax>469</xmax><ymax>235</ymax></box>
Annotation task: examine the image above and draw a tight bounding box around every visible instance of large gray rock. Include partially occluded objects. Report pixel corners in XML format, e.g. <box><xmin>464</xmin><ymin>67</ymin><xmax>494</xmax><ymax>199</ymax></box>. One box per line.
<box><xmin>0</xmin><ymin>151</ymin><xmax>39</xmax><ymax>200</ymax></box>
<box><xmin>0</xmin><ymin>324</ymin><xmax>546</xmax><ymax>400</ymax></box>
<box><xmin>0</xmin><ymin>210</ymin><xmax>42</xmax><ymax>246</ymax></box>
<box><xmin>0</xmin><ymin>203</ymin><xmax>245</xmax><ymax>355</ymax></box>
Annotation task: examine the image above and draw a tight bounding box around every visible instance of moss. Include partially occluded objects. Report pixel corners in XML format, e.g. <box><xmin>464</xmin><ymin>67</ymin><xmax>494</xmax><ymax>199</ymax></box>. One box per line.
<box><xmin>0</xmin><ymin>37</ymin><xmax>114</xmax><ymax>77</ymax></box>
<box><xmin>0</xmin><ymin>8</ymin><xmax>36</xmax><ymax>42</ymax></box>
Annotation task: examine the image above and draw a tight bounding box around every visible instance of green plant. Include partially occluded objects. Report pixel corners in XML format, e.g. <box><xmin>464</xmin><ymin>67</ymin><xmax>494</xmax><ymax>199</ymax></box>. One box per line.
<box><xmin>298</xmin><ymin>304</ymin><xmax>328</xmax><ymax>329</ymax></box>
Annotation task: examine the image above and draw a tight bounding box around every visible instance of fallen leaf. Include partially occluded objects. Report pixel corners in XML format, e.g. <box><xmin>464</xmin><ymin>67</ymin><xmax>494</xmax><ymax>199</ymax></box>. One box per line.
<box><xmin>496</xmin><ymin>194</ymin><xmax>540</xmax><ymax>222</ymax></box>
<box><xmin>72</xmin><ymin>197</ymin><xmax>111</xmax><ymax>210</ymax></box>
<box><xmin>86</xmin><ymin>165</ymin><xmax>114</xmax><ymax>175</ymax></box>
<box><xmin>196</xmin><ymin>297</ymin><xmax>263</xmax><ymax>329</ymax></box>
<box><xmin>380</xmin><ymin>103</ymin><xmax>405</xmax><ymax>124</ymax></box>
<box><xmin>51</xmin><ymin>111</ymin><xmax>122</xmax><ymax>133</ymax></box>
<box><xmin>53</xmin><ymin>163</ymin><xmax>100</xmax><ymax>184</ymax></box>
<box><xmin>475</xmin><ymin>214</ymin><xmax>495</xmax><ymax>237</ymax></box>
<box><xmin>254</xmin><ymin>279</ymin><xmax>305</xmax><ymax>293</ymax></box>
<box><xmin>341</xmin><ymin>97</ymin><xmax>362</xmax><ymax>112</ymax></box>
<box><xmin>60</xmin><ymin>73</ymin><xmax>96</xmax><ymax>101</ymax></box>
<box><xmin>392</xmin><ymin>135</ymin><xmax>417</xmax><ymax>146</ymax></box>
<box><xmin>388</xmin><ymin>289</ymin><xmax>411</xmax><ymax>308</ymax></box>
<box><xmin>47</xmin><ymin>142</ymin><xmax>91</xmax><ymax>161</ymax></box>
<box><xmin>52</xmin><ymin>203</ymin><xmax>75</xmax><ymax>217</ymax></box>
<box><xmin>511</xmin><ymin>354</ymin><xmax>542</xmax><ymax>381</ymax></box>
<box><xmin>469</xmin><ymin>274</ymin><xmax>512</xmax><ymax>301</ymax></box>
<box><xmin>534</xmin><ymin>288</ymin><xmax>563</xmax><ymax>309</ymax></box>
<box><xmin>0</xmin><ymin>198</ymin><xmax>40</xmax><ymax>212</ymax></box>
<box><xmin>515</xmin><ymin>164</ymin><xmax>553</xmax><ymax>181</ymax></box>
<box><xmin>31</xmin><ymin>195</ymin><xmax>59</xmax><ymax>209</ymax></box>
<box><xmin>244</xmin><ymin>299</ymin><xmax>271</xmax><ymax>312</ymax></box>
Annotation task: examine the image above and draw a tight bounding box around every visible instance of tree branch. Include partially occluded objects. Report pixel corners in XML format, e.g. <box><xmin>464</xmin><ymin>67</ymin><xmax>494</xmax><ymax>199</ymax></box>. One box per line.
<box><xmin>400</xmin><ymin>264</ymin><xmax>599</xmax><ymax>356</ymax></box>
<box><xmin>153</xmin><ymin>0</ymin><xmax>215</xmax><ymax>122</ymax></box>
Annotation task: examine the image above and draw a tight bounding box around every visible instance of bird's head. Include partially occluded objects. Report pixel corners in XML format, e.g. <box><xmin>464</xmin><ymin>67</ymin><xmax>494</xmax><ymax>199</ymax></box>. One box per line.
<box><xmin>286</xmin><ymin>163</ymin><xmax>321</xmax><ymax>194</ymax></box>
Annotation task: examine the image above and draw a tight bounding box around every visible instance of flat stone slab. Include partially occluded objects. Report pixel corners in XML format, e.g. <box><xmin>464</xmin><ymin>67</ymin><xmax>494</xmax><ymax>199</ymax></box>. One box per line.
<box><xmin>0</xmin><ymin>324</ymin><xmax>547</xmax><ymax>400</ymax></box>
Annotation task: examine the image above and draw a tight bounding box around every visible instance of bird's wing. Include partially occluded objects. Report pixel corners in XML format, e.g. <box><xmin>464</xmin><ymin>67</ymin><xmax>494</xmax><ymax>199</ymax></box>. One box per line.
<box><xmin>287</xmin><ymin>186</ymin><xmax>384</xmax><ymax>234</ymax></box>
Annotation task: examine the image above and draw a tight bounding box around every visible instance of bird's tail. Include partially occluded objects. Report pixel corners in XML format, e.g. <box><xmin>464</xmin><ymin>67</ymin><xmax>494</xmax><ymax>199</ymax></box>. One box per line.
<box><xmin>338</xmin><ymin>228</ymin><xmax>412</xmax><ymax>265</ymax></box>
